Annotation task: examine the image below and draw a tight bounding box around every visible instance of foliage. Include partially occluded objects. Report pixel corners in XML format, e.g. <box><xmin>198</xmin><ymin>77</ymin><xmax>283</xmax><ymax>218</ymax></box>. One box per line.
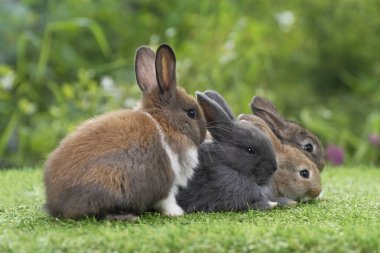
<box><xmin>0</xmin><ymin>167</ymin><xmax>380</xmax><ymax>252</ymax></box>
<box><xmin>0</xmin><ymin>0</ymin><xmax>380</xmax><ymax>167</ymax></box>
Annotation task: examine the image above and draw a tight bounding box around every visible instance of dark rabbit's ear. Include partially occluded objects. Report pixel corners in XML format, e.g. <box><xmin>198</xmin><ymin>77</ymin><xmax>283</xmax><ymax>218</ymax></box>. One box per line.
<box><xmin>250</xmin><ymin>96</ymin><xmax>287</xmax><ymax>132</ymax></box>
<box><xmin>196</xmin><ymin>92</ymin><xmax>233</xmax><ymax>141</ymax></box>
<box><xmin>204</xmin><ymin>90</ymin><xmax>235</xmax><ymax>120</ymax></box>
<box><xmin>155</xmin><ymin>44</ymin><xmax>177</xmax><ymax>94</ymax></box>
<box><xmin>135</xmin><ymin>46</ymin><xmax>157</xmax><ymax>94</ymax></box>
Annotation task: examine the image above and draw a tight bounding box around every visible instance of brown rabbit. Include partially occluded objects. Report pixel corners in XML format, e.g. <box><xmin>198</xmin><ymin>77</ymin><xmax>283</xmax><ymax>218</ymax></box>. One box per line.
<box><xmin>44</xmin><ymin>44</ymin><xmax>207</xmax><ymax>220</ymax></box>
<box><xmin>239</xmin><ymin>114</ymin><xmax>322</xmax><ymax>201</ymax></box>
<box><xmin>250</xmin><ymin>96</ymin><xmax>325</xmax><ymax>171</ymax></box>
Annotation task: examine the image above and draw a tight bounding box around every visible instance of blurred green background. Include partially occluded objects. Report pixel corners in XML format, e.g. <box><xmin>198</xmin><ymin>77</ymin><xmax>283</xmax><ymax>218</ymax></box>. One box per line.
<box><xmin>0</xmin><ymin>0</ymin><xmax>379</xmax><ymax>168</ymax></box>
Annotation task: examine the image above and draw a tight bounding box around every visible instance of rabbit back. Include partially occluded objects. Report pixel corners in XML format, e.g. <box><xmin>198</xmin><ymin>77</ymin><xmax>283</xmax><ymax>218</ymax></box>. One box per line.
<box><xmin>45</xmin><ymin>110</ymin><xmax>175</xmax><ymax>218</ymax></box>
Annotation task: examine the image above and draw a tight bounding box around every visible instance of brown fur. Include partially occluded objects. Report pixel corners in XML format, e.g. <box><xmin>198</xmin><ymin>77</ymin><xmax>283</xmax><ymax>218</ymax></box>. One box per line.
<box><xmin>44</xmin><ymin>44</ymin><xmax>206</xmax><ymax>219</ymax></box>
<box><xmin>239</xmin><ymin>114</ymin><xmax>322</xmax><ymax>201</ymax></box>
<box><xmin>250</xmin><ymin>96</ymin><xmax>325</xmax><ymax>171</ymax></box>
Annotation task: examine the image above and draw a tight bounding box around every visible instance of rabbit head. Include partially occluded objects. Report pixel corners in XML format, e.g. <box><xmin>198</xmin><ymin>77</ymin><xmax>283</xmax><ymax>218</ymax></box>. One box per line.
<box><xmin>136</xmin><ymin>44</ymin><xmax>207</xmax><ymax>147</ymax></box>
<box><xmin>250</xmin><ymin>96</ymin><xmax>325</xmax><ymax>171</ymax></box>
<box><xmin>197</xmin><ymin>92</ymin><xmax>277</xmax><ymax>185</ymax></box>
<box><xmin>239</xmin><ymin>114</ymin><xmax>322</xmax><ymax>201</ymax></box>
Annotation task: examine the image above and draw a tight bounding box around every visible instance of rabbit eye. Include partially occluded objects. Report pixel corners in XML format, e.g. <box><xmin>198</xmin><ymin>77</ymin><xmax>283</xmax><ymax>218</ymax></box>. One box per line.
<box><xmin>300</xmin><ymin>170</ymin><xmax>310</xmax><ymax>179</ymax></box>
<box><xmin>187</xmin><ymin>109</ymin><xmax>196</xmax><ymax>119</ymax></box>
<box><xmin>303</xmin><ymin>143</ymin><xmax>313</xmax><ymax>152</ymax></box>
<box><xmin>245</xmin><ymin>147</ymin><xmax>256</xmax><ymax>154</ymax></box>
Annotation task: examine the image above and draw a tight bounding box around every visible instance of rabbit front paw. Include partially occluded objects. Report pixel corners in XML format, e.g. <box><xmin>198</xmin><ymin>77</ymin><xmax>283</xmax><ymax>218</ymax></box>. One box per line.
<box><xmin>274</xmin><ymin>197</ymin><xmax>298</xmax><ymax>207</ymax></box>
<box><xmin>251</xmin><ymin>200</ymin><xmax>278</xmax><ymax>210</ymax></box>
<box><xmin>163</xmin><ymin>204</ymin><xmax>185</xmax><ymax>216</ymax></box>
<box><xmin>268</xmin><ymin>201</ymin><xmax>279</xmax><ymax>208</ymax></box>
<box><xmin>154</xmin><ymin>189</ymin><xmax>185</xmax><ymax>216</ymax></box>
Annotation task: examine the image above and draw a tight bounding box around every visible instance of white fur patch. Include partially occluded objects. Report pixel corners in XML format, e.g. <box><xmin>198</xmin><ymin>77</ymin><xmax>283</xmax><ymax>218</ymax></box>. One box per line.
<box><xmin>268</xmin><ymin>201</ymin><xmax>278</xmax><ymax>208</ymax></box>
<box><xmin>203</xmin><ymin>138</ymin><xmax>213</xmax><ymax>144</ymax></box>
<box><xmin>143</xmin><ymin>112</ymin><xmax>199</xmax><ymax>212</ymax></box>
<box><xmin>154</xmin><ymin>187</ymin><xmax>184</xmax><ymax>216</ymax></box>
<box><xmin>176</xmin><ymin>147</ymin><xmax>198</xmax><ymax>187</ymax></box>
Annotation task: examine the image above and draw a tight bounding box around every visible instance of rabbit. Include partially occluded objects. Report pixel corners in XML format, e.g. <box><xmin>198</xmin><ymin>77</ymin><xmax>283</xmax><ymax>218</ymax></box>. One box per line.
<box><xmin>250</xmin><ymin>96</ymin><xmax>325</xmax><ymax>171</ymax></box>
<box><xmin>238</xmin><ymin>114</ymin><xmax>322</xmax><ymax>201</ymax></box>
<box><xmin>203</xmin><ymin>90</ymin><xmax>322</xmax><ymax>202</ymax></box>
<box><xmin>44</xmin><ymin>44</ymin><xmax>207</xmax><ymax>220</ymax></box>
<box><xmin>176</xmin><ymin>92</ymin><xmax>296</xmax><ymax>213</ymax></box>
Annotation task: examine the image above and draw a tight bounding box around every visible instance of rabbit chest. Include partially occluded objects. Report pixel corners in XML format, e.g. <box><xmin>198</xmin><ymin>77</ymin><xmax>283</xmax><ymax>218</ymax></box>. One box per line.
<box><xmin>144</xmin><ymin>112</ymin><xmax>198</xmax><ymax>188</ymax></box>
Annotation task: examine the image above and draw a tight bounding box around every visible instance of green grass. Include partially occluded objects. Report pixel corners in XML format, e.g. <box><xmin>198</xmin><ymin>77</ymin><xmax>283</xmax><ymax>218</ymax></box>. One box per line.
<box><xmin>0</xmin><ymin>167</ymin><xmax>379</xmax><ymax>253</ymax></box>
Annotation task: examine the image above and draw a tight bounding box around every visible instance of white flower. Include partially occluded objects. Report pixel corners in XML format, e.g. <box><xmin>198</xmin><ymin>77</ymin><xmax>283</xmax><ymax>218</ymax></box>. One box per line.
<box><xmin>150</xmin><ymin>34</ymin><xmax>160</xmax><ymax>45</ymax></box>
<box><xmin>100</xmin><ymin>76</ymin><xmax>114</xmax><ymax>91</ymax></box>
<box><xmin>219</xmin><ymin>40</ymin><xmax>236</xmax><ymax>65</ymax></box>
<box><xmin>124</xmin><ymin>98</ymin><xmax>139</xmax><ymax>109</ymax></box>
<box><xmin>275</xmin><ymin>11</ymin><xmax>295</xmax><ymax>32</ymax></box>
<box><xmin>165</xmin><ymin>27</ymin><xmax>177</xmax><ymax>38</ymax></box>
<box><xmin>0</xmin><ymin>72</ymin><xmax>15</xmax><ymax>90</ymax></box>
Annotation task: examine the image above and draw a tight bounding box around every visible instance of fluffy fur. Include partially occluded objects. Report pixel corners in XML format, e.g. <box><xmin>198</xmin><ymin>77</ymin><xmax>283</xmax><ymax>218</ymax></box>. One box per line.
<box><xmin>44</xmin><ymin>44</ymin><xmax>207</xmax><ymax>219</ymax></box>
<box><xmin>177</xmin><ymin>92</ymin><xmax>295</xmax><ymax>213</ymax></box>
<box><xmin>250</xmin><ymin>96</ymin><xmax>325</xmax><ymax>171</ymax></box>
<box><xmin>200</xmin><ymin>90</ymin><xmax>321</xmax><ymax>201</ymax></box>
<box><xmin>239</xmin><ymin>114</ymin><xmax>322</xmax><ymax>201</ymax></box>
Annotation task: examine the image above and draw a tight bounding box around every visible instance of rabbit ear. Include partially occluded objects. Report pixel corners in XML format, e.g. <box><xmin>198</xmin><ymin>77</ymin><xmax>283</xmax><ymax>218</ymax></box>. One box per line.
<box><xmin>155</xmin><ymin>44</ymin><xmax>176</xmax><ymax>94</ymax></box>
<box><xmin>196</xmin><ymin>92</ymin><xmax>233</xmax><ymax>141</ymax></box>
<box><xmin>204</xmin><ymin>90</ymin><xmax>235</xmax><ymax>120</ymax></box>
<box><xmin>250</xmin><ymin>96</ymin><xmax>287</xmax><ymax>132</ymax></box>
<box><xmin>239</xmin><ymin>114</ymin><xmax>283</xmax><ymax>152</ymax></box>
<box><xmin>135</xmin><ymin>46</ymin><xmax>157</xmax><ymax>94</ymax></box>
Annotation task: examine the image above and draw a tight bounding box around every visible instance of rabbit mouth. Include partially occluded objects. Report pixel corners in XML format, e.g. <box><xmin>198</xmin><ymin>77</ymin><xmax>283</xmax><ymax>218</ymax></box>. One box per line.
<box><xmin>300</xmin><ymin>193</ymin><xmax>321</xmax><ymax>202</ymax></box>
<box><xmin>315</xmin><ymin>190</ymin><xmax>324</xmax><ymax>199</ymax></box>
<box><xmin>300</xmin><ymin>196</ymin><xmax>313</xmax><ymax>201</ymax></box>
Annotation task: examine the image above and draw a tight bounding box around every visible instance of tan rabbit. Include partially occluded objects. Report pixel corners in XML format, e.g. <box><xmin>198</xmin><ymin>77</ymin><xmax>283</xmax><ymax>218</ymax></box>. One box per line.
<box><xmin>250</xmin><ymin>96</ymin><xmax>325</xmax><ymax>171</ymax></box>
<box><xmin>239</xmin><ymin>114</ymin><xmax>322</xmax><ymax>201</ymax></box>
<box><xmin>44</xmin><ymin>44</ymin><xmax>207</xmax><ymax>220</ymax></box>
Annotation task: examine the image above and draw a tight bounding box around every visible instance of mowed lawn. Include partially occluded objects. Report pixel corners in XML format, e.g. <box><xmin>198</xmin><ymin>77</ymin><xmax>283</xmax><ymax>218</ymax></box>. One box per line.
<box><xmin>0</xmin><ymin>167</ymin><xmax>379</xmax><ymax>253</ymax></box>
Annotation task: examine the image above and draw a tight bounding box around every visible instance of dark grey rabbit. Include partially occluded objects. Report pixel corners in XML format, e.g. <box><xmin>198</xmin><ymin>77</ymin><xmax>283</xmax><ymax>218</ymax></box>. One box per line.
<box><xmin>176</xmin><ymin>92</ymin><xmax>295</xmax><ymax>212</ymax></box>
<box><xmin>250</xmin><ymin>96</ymin><xmax>325</xmax><ymax>171</ymax></box>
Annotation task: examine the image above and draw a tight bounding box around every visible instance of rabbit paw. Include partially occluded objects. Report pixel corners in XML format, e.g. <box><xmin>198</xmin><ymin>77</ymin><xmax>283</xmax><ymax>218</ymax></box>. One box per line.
<box><xmin>268</xmin><ymin>201</ymin><xmax>279</xmax><ymax>208</ymax></box>
<box><xmin>251</xmin><ymin>200</ymin><xmax>278</xmax><ymax>210</ymax></box>
<box><xmin>274</xmin><ymin>197</ymin><xmax>298</xmax><ymax>207</ymax></box>
<box><xmin>163</xmin><ymin>204</ymin><xmax>185</xmax><ymax>216</ymax></box>
<box><xmin>155</xmin><ymin>189</ymin><xmax>185</xmax><ymax>216</ymax></box>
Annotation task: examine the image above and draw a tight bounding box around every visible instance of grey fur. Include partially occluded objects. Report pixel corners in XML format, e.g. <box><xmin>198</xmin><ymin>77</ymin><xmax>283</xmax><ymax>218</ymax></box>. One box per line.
<box><xmin>204</xmin><ymin>90</ymin><xmax>234</xmax><ymax>120</ymax></box>
<box><xmin>250</xmin><ymin>96</ymin><xmax>325</xmax><ymax>171</ymax></box>
<box><xmin>177</xmin><ymin>92</ymin><xmax>287</xmax><ymax>212</ymax></box>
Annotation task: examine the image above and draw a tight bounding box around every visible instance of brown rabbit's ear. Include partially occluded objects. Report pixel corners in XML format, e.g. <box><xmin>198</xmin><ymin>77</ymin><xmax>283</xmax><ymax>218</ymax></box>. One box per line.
<box><xmin>250</xmin><ymin>96</ymin><xmax>287</xmax><ymax>132</ymax></box>
<box><xmin>155</xmin><ymin>44</ymin><xmax>176</xmax><ymax>94</ymax></box>
<box><xmin>238</xmin><ymin>114</ymin><xmax>283</xmax><ymax>152</ymax></box>
<box><xmin>135</xmin><ymin>46</ymin><xmax>157</xmax><ymax>94</ymax></box>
